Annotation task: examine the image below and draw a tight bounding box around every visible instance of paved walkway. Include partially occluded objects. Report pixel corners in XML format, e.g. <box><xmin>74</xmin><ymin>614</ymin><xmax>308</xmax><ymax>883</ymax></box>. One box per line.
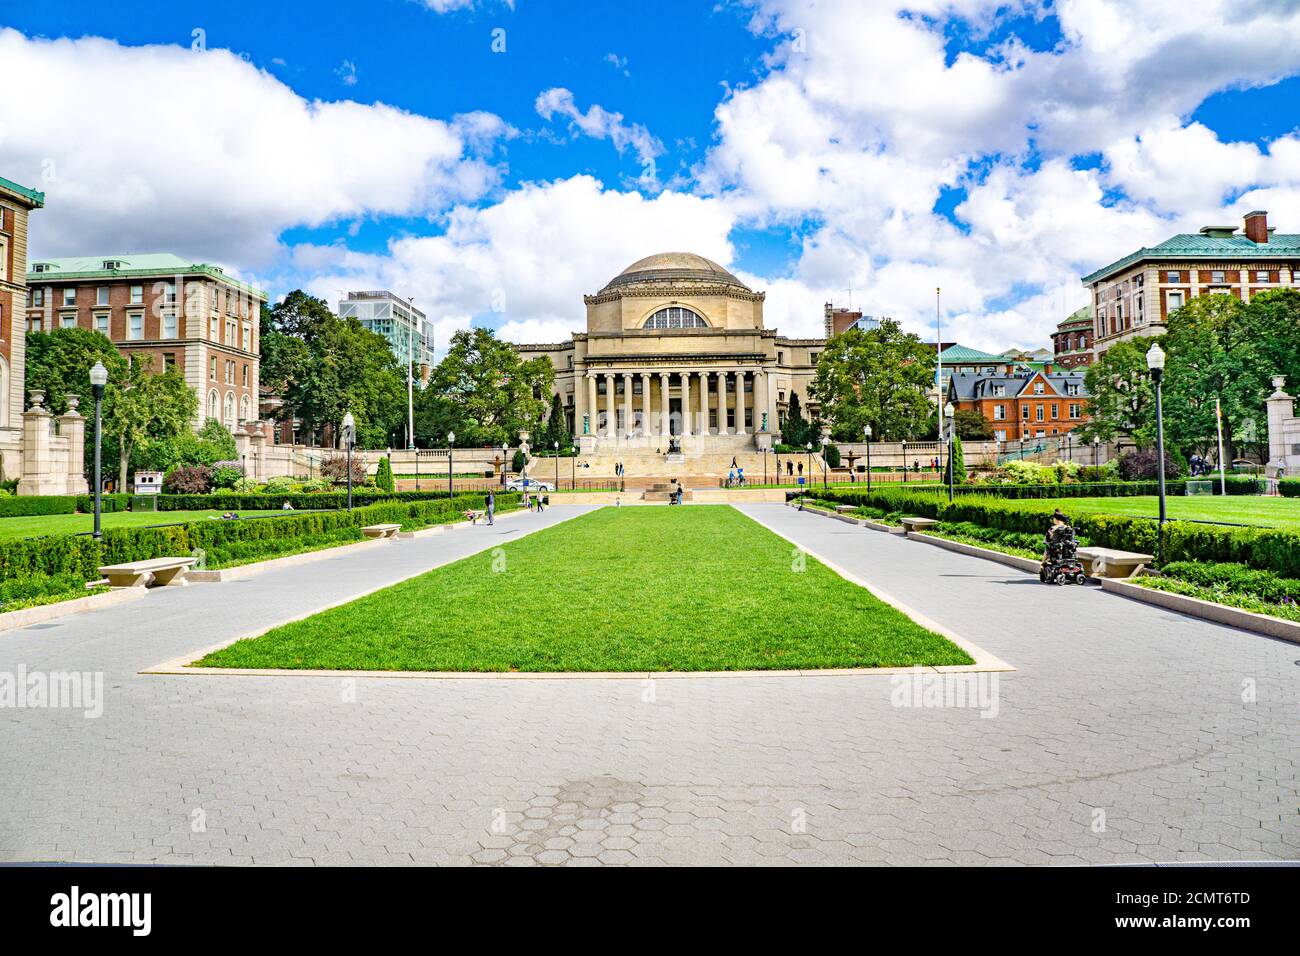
<box><xmin>1</xmin><ymin>503</ymin><xmax>1295</xmax><ymax>865</ymax></box>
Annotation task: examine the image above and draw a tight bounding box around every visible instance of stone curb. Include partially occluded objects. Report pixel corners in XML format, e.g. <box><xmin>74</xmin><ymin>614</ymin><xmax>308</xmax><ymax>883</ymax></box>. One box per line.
<box><xmin>905</xmin><ymin>531</ymin><xmax>1042</xmax><ymax>574</ymax></box>
<box><xmin>137</xmin><ymin>663</ymin><xmax>1001</xmax><ymax>681</ymax></box>
<box><xmin>1099</xmin><ymin>577</ymin><xmax>1300</xmax><ymax>645</ymax></box>
<box><xmin>0</xmin><ymin>587</ymin><xmax>149</xmax><ymax>634</ymax></box>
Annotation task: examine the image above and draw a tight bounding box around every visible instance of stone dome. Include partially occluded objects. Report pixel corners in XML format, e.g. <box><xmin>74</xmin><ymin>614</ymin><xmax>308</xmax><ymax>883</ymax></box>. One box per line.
<box><xmin>601</xmin><ymin>252</ymin><xmax>749</xmax><ymax>292</ymax></box>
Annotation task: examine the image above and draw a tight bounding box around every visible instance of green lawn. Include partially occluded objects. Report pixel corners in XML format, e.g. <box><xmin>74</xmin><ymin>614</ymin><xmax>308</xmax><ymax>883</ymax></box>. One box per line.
<box><xmin>0</xmin><ymin>509</ymin><xmax>293</xmax><ymax>541</ymax></box>
<box><xmin>198</xmin><ymin>505</ymin><xmax>972</xmax><ymax>672</ymax></box>
<box><xmin>1060</xmin><ymin>495</ymin><xmax>1300</xmax><ymax>530</ymax></box>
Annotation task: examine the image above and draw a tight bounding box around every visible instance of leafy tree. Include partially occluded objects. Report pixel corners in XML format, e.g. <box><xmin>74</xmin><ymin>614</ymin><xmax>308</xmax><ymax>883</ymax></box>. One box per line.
<box><xmin>414</xmin><ymin>391</ymin><xmax>469</xmax><ymax>448</ymax></box>
<box><xmin>1080</xmin><ymin>340</ymin><xmax>1157</xmax><ymax>445</ymax></box>
<box><xmin>375</xmin><ymin>456</ymin><xmax>395</xmax><ymax>493</ymax></box>
<box><xmin>103</xmin><ymin>358</ymin><xmax>199</xmax><ymax>489</ymax></box>
<box><xmin>782</xmin><ymin>391</ymin><xmax>816</xmax><ymax>448</ymax></box>
<box><xmin>950</xmin><ymin>435</ymin><xmax>966</xmax><ymax>483</ymax></box>
<box><xmin>538</xmin><ymin>392</ymin><xmax>572</xmax><ymax>452</ymax></box>
<box><xmin>429</xmin><ymin>327</ymin><xmax>553</xmax><ymax>446</ymax></box>
<box><xmin>140</xmin><ymin>418</ymin><xmax>238</xmax><ymax>474</ymax></box>
<box><xmin>808</xmin><ymin>319</ymin><xmax>937</xmax><ymax>441</ymax></box>
<box><xmin>823</xmin><ymin>443</ymin><xmax>841</xmax><ymax>468</ymax></box>
<box><xmin>24</xmin><ymin>327</ymin><xmax>127</xmax><ymax>416</ymax></box>
<box><xmin>511</xmin><ymin>448</ymin><xmax>526</xmax><ymax>474</ymax></box>
<box><xmin>954</xmin><ymin>408</ymin><xmax>994</xmax><ymax>440</ymax></box>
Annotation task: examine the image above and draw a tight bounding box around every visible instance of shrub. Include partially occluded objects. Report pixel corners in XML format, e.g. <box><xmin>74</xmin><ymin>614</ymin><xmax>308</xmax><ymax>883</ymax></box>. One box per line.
<box><xmin>320</xmin><ymin>452</ymin><xmax>367</xmax><ymax>486</ymax></box>
<box><xmin>1281</xmin><ymin>477</ymin><xmax>1300</xmax><ymax>498</ymax></box>
<box><xmin>512</xmin><ymin>449</ymin><xmax>527</xmax><ymax>474</ymax></box>
<box><xmin>950</xmin><ymin>436</ymin><xmax>965</xmax><ymax>484</ymax></box>
<box><xmin>163</xmin><ymin>465</ymin><xmax>213</xmax><ymax>495</ymax></box>
<box><xmin>376</xmin><ymin>456</ymin><xmax>395</xmax><ymax>493</ymax></box>
<box><xmin>823</xmin><ymin>444</ymin><xmax>841</xmax><ymax>468</ymax></box>
<box><xmin>0</xmin><ymin>496</ymin><xmax>78</xmax><ymax>518</ymax></box>
<box><xmin>1160</xmin><ymin>561</ymin><xmax>1300</xmax><ymax>604</ymax></box>
<box><xmin>1118</xmin><ymin>448</ymin><xmax>1183</xmax><ymax>481</ymax></box>
<box><xmin>263</xmin><ymin>476</ymin><xmax>295</xmax><ymax>495</ymax></box>
<box><xmin>209</xmin><ymin>461</ymin><xmax>245</xmax><ymax>490</ymax></box>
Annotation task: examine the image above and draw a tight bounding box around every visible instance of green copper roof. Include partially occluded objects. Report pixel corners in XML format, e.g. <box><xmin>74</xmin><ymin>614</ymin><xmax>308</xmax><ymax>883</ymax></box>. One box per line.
<box><xmin>1056</xmin><ymin>304</ymin><xmax>1092</xmax><ymax>330</ymax></box>
<box><xmin>938</xmin><ymin>344</ymin><xmax>1011</xmax><ymax>364</ymax></box>
<box><xmin>26</xmin><ymin>253</ymin><xmax>266</xmax><ymax>299</ymax></box>
<box><xmin>1083</xmin><ymin>232</ymin><xmax>1300</xmax><ymax>284</ymax></box>
<box><xmin>0</xmin><ymin>176</ymin><xmax>45</xmax><ymax>207</ymax></box>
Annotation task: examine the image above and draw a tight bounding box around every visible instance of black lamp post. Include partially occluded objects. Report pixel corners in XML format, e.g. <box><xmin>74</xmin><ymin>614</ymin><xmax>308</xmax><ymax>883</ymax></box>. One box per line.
<box><xmin>342</xmin><ymin>411</ymin><xmax>355</xmax><ymax>511</ymax></box>
<box><xmin>945</xmin><ymin>401</ymin><xmax>955</xmax><ymax>502</ymax></box>
<box><xmin>553</xmin><ymin>440</ymin><xmax>559</xmax><ymax>488</ymax></box>
<box><xmin>448</xmin><ymin>431</ymin><xmax>456</xmax><ymax>497</ymax></box>
<box><xmin>864</xmin><ymin>424</ymin><xmax>872</xmax><ymax>493</ymax></box>
<box><xmin>804</xmin><ymin>442</ymin><xmax>812</xmax><ymax>486</ymax></box>
<box><xmin>1093</xmin><ymin>435</ymin><xmax>1100</xmax><ymax>468</ymax></box>
<box><xmin>1147</xmin><ymin>342</ymin><xmax>1168</xmax><ymax>565</ymax></box>
<box><xmin>89</xmin><ymin>361</ymin><xmax>107</xmax><ymax>540</ymax></box>
<box><xmin>820</xmin><ymin>435</ymin><xmax>829</xmax><ymax>488</ymax></box>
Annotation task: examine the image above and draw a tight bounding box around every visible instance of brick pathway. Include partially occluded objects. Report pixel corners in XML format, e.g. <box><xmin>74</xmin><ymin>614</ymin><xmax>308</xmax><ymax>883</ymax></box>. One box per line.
<box><xmin>0</xmin><ymin>503</ymin><xmax>1295</xmax><ymax>865</ymax></box>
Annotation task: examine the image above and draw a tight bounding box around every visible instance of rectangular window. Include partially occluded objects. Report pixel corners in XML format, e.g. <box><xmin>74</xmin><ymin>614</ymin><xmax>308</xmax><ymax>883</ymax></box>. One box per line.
<box><xmin>93</xmin><ymin>313</ymin><xmax>109</xmax><ymax>334</ymax></box>
<box><xmin>96</xmin><ymin>286</ymin><xmax>109</xmax><ymax>306</ymax></box>
<box><xmin>210</xmin><ymin>357</ymin><xmax>217</xmax><ymax>381</ymax></box>
<box><xmin>1021</xmin><ymin>406</ymin><xmax>1030</xmax><ymax>420</ymax></box>
<box><xmin>1167</xmin><ymin>290</ymin><xmax>1185</xmax><ymax>313</ymax></box>
<box><xmin>993</xmin><ymin>404</ymin><xmax>1005</xmax><ymax>420</ymax></box>
<box><xmin>1069</xmin><ymin>403</ymin><xmax>1081</xmax><ymax>420</ymax></box>
<box><xmin>1036</xmin><ymin>404</ymin><xmax>1045</xmax><ymax>421</ymax></box>
<box><xmin>1211</xmin><ymin>270</ymin><xmax>1225</xmax><ymax>283</ymax></box>
<box><xmin>242</xmin><ymin>365</ymin><xmax>249</xmax><ymax>387</ymax></box>
<box><xmin>63</xmin><ymin>288</ymin><xmax>76</xmax><ymax>306</ymax></box>
<box><xmin>130</xmin><ymin>285</ymin><xmax>143</xmax><ymax>304</ymax></box>
<box><xmin>1167</xmin><ymin>271</ymin><xmax>1180</xmax><ymax>282</ymax></box>
<box><xmin>163</xmin><ymin>313</ymin><xmax>177</xmax><ymax>338</ymax></box>
<box><xmin>1256</xmin><ymin>271</ymin><xmax>1269</xmax><ymax>282</ymax></box>
<box><xmin>128</xmin><ymin>313</ymin><xmax>143</xmax><ymax>340</ymax></box>
<box><xmin>29</xmin><ymin>317</ymin><xmax>41</xmax><ymax>332</ymax></box>
<box><xmin>1051</xmin><ymin>404</ymin><xmax>1059</xmax><ymax>419</ymax></box>
<box><xmin>992</xmin><ymin>385</ymin><xmax>1005</xmax><ymax>397</ymax></box>
<box><xmin>32</xmin><ymin>289</ymin><xmax>44</xmax><ymax>307</ymax></box>
<box><xmin>61</xmin><ymin>314</ymin><xmax>78</xmax><ymax>329</ymax></box>
<box><xmin>163</xmin><ymin>353</ymin><xmax>176</xmax><ymax>369</ymax></box>
<box><xmin>210</xmin><ymin>315</ymin><xmax>219</xmax><ymax>339</ymax></box>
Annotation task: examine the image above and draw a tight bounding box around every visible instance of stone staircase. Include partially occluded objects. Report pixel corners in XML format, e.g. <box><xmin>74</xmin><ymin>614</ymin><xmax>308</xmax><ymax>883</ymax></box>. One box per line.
<box><xmin>535</xmin><ymin>448</ymin><xmax>823</xmax><ymax>488</ymax></box>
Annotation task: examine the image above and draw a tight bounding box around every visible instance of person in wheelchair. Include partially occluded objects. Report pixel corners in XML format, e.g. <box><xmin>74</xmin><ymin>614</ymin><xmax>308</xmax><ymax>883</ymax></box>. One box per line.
<box><xmin>1040</xmin><ymin>509</ymin><xmax>1087</xmax><ymax>585</ymax></box>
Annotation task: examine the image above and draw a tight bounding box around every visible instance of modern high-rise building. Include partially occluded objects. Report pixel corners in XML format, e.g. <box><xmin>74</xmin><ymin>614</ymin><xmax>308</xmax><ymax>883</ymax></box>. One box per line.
<box><xmin>338</xmin><ymin>290</ymin><xmax>435</xmax><ymax>381</ymax></box>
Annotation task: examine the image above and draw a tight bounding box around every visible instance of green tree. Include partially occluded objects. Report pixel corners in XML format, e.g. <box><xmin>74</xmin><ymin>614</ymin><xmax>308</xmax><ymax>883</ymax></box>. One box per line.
<box><xmin>103</xmin><ymin>358</ymin><xmax>199</xmax><ymax>488</ymax></box>
<box><xmin>1080</xmin><ymin>339</ymin><xmax>1158</xmax><ymax>445</ymax></box>
<box><xmin>954</xmin><ymin>408</ymin><xmax>994</xmax><ymax>440</ymax></box>
<box><xmin>950</xmin><ymin>435</ymin><xmax>966</xmax><ymax>483</ymax></box>
<box><xmin>429</xmin><ymin>327</ymin><xmax>553</xmax><ymax>446</ymax></box>
<box><xmin>24</xmin><ymin>327</ymin><xmax>127</xmax><ymax>416</ymax></box>
<box><xmin>139</xmin><ymin>418</ymin><xmax>238</xmax><ymax>474</ymax></box>
<box><xmin>782</xmin><ymin>391</ymin><xmax>815</xmax><ymax>448</ymax></box>
<box><xmin>539</xmin><ymin>392</ymin><xmax>571</xmax><ymax>452</ymax></box>
<box><xmin>375</xmin><ymin>455</ymin><xmax>395</xmax><ymax>493</ymax></box>
<box><xmin>808</xmin><ymin>319</ymin><xmax>936</xmax><ymax>441</ymax></box>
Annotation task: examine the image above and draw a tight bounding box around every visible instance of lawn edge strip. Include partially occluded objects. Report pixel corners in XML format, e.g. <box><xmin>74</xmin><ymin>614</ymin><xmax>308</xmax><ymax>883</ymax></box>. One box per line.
<box><xmin>139</xmin><ymin>507</ymin><xmax>590</xmax><ymax>676</ymax></box>
<box><xmin>738</xmin><ymin>506</ymin><xmax>1014</xmax><ymax>673</ymax></box>
<box><xmin>2</xmin><ymin>587</ymin><xmax>149</xmax><ymax>635</ymax></box>
<box><xmin>906</xmin><ymin>531</ymin><xmax>1041</xmax><ymax>574</ymax></box>
<box><xmin>1099</xmin><ymin>577</ymin><xmax>1300</xmax><ymax>646</ymax></box>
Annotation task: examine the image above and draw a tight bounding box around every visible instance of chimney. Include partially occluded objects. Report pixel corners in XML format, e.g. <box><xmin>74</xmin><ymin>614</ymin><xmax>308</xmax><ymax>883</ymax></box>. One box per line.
<box><xmin>1244</xmin><ymin>210</ymin><xmax>1269</xmax><ymax>244</ymax></box>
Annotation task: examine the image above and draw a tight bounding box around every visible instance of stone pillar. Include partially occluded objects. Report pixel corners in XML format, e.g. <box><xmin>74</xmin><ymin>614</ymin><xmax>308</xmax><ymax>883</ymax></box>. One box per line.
<box><xmin>766</xmin><ymin>370</ymin><xmax>779</xmax><ymax>436</ymax></box>
<box><xmin>735</xmin><ymin>370</ymin><xmax>748</xmax><ymax>435</ymax></box>
<box><xmin>717</xmin><ymin>371</ymin><xmax>729</xmax><ymax>436</ymax></box>
<box><xmin>604</xmin><ymin>372</ymin><xmax>616</xmax><ymax>439</ymax></box>
<box><xmin>702</xmin><ymin>372</ymin><xmax>713</xmax><ymax>435</ymax></box>
<box><xmin>58</xmin><ymin>395</ymin><xmax>90</xmax><ymax>496</ymax></box>
<box><xmin>17</xmin><ymin>391</ymin><xmax>54</xmax><ymax>497</ymax></box>
<box><xmin>622</xmin><ymin>372</ymin><xmax>633</xmax><ymax>439</ymax></box>
<box><xmin>1266</xmin><ymin>376</ymin><xmax>1295</xmax><ymax>477</ymax></box>
<box><xmin>641</xmin><ymin>371</ymin><xmax>653</xmax><ymax>438</ymax></box>
<box><xmin>659</xmin><ymin>372</ymin><xmax>670</xmax><ymax>443</ymax></box>
<box><xmin>586</xmin><ymin>373</ymin><xmax>598</xmax><ymax>436</ymax></box>
<box><xmin>755</xmin><ymin>371</ymin><xmax>768</xmax><ymax>433</ymax></box>
<box><xmin>681</xmin><ymin>372</ymin><xmax>692</xmax><ymax>437</ymax></box>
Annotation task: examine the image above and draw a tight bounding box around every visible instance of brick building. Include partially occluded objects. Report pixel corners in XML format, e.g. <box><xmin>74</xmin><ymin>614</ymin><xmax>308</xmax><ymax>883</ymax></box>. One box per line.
<box><xmin>0</xmin><ymin>176</ymin><xmax>45</xmax><ymax>477</ymax></box>
<box><xmin>946</xmin><ymin>366</ymin><xmax>1089</xmax><ymax>443</ymax></box>
<box><xmin>25</xmin><ymin>254</ymin><xmax>265</xmax><ymax>431</ymax></box>
<box><xmin>1051</xmin><ymin>305</ymin><xmax>1093</xmax><ymax>369</ymax></box>
<box><xmin>1082</xmin><ymin>210</ymin><xmax>1300</xmax><ymax>360</ymax></box>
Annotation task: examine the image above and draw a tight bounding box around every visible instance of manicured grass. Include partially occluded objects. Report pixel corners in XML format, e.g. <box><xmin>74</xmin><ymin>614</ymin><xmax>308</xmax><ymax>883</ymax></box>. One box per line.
<box><xmin>0</xmin><ymin>509</ymin><xmax>293</xmax><ymax>541</ymax></box>
<box><xmin>1059</xmin><ymin>495</ymin><xmax>1300</xmax><ymax>530</ymax></box>
<box><xmin>198</xmin><ymin>505</ymin><xmax>973</xmax><ymax>672</ymax></box>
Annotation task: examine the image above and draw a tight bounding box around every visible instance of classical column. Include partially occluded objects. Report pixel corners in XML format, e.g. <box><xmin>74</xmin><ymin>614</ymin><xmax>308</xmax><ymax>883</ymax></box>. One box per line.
<box><xmin>735</xmin><ymin>370</ymin><xmax>748</xmax><ymax>435</ymax></box>
<box><xmin>586</xmin><ymin>373</ymin><xmax>598</xmax><ymax>437</ymax></box>
<box><xmin>621</xmin><ymin>372</ymin><xmax>633</xmax><ymax>439</ymax></box>
<box><xmin>754</xmin><ymin>369</ymin><xmax>768</xmax><ymax>432</ymax></box>
<box><xmin>604</xmin><ymin>372</ymin><xmax>616</xmax><ymax>439</ymax></box>
<box><xmin>766</xmin><ymin>370</ymin><xmax>778</xmax><ymax>435</ymax></box>
<box><xmin>640</xmin><ymin>371</ymin><xmax>653</xmax><ymax>438</ymax></box>
<box><xmin>659</xmin><ymin>372</ymin><xmax>671</xmax><ymax>442</ymax></box>
<box><xmin>698</xmin><ymin>372</ymin><xmax>711</xmax><ymax>435</ymax></box>
<box><xmin>681</xmin><ymin>372</ymin><xmax>692</xmax><ymax>437</ymax></box>
<box><xmin>717</xmin><ymin>371</ymin><xmax>729</xmax><ymax>436</ymax></box>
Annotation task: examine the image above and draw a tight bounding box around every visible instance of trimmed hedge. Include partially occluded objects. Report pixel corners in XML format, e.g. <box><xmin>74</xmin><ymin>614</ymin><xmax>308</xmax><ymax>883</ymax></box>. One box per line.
<box><xmin>1280</xmin><ymin>478</ymin><xmax>1300</xmax><ymax>498</ymax></box>
<box><xmin>0</xmin><ymin>492</ymin><xmax>518</xmax><ymax>584</ymax></box>
<box><xmin>0</xmin><ymin>496</ymin><xmax>78</xmax><ymax>518</ymax></box>
<box><xmin>810</xmin><ymin>487</ymin><xmax>1300</xmax><ymax>577</ymax></box>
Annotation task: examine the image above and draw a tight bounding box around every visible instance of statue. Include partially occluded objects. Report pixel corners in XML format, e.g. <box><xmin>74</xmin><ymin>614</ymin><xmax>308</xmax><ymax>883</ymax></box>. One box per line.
<box><xmin>760</xmin><ymin>412</ymin><xmax>768</xmax><ymax>432</ymax></box>
<box><xmin>583</xmin><ymin>413</ymin><xmax>590</xmax><ymax>435</ymax></box>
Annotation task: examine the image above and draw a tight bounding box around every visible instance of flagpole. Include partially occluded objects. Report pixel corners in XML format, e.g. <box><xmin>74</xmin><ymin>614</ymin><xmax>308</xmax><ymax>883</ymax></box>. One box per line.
<box><xmin>1214</xmin><ymin>397</ymin><xmax>1226</xmax><ymax>495</ymax></box>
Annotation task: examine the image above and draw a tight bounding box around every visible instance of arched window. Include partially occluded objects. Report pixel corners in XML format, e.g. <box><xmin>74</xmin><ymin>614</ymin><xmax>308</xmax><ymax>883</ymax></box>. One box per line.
<box><xmin>208</xmin><ymin>390</ymin><xmax>220</xmax><ymax>421</ymax></box>
<box><xmin>239</xmin><ymin>395</ymin><xmax>251</xmax><ymax>423</ymax></box>
<box><xmin>223</xmin><ymin>391</ymin><xmax>235</xmax><ymax>426</ymax></box>
<box><xmin>643</xmin><ymin>307</ymin><xmax>708</xmax><ymax>329</ymax></box>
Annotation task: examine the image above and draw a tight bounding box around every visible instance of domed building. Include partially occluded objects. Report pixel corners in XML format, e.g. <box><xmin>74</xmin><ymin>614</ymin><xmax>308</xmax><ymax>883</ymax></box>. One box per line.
<box><xmin>515</xmin><ymin>252</ymin><xmax>825</xmax><ymax>457</ymax></box>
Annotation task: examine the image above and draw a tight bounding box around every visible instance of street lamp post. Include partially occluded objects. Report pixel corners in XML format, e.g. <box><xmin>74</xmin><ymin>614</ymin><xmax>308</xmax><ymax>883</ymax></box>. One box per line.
<box><xmin>804</xmin><ymin>442</ymin><xmax>812</xmax><ymax>487</ymax></box>
<box><xmin>341</xmin><ymin>411</ymin><xmax>355</xmax><ymax>511</ymax></box>
<box><xmin>820</xmin><ymin>435</ymin><xmax>829</xmax><ymax>488</ymax></box>
<box><xmin>553</xmin><ymin>440</ymin><xmax>559</xmax><ymax>489</ymax></box>
<box><xmin>501</xmin><ymin>443</ymin><xmax>509</xmax><ymax>489</ymax></box>
<box><xmin>864</xmin><ymin>424</ymin><xmax>872</xmax><ymax>493</ymax></box>
<box><xmin>945</xmin><ymin>401</ymin><xmax>956</xmax><ymax>502</ymax></box>
<box><xmin>89</xmin><ymin>361</ymin><xmax>108</xmax><ymax>540</ymax></box>
<box><xmin>1147</xmin><ymin>342</ymin><xmax>1168</xmax><ymax>565</ymax></box>
<box><xmin>448</xmin><ymin>431</ymin><xmax>456</xmax><ymax>498</ymax></box>
<box><xmin>1093</xmin><ymin>435</ymin><xmax>1100</xmax><ymax>468</ymax></box>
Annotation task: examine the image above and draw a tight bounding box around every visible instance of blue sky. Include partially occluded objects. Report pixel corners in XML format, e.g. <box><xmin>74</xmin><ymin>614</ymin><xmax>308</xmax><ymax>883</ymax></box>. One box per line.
<box><xmin>4</xmin><ymin>0</ymin><xmax>1300</xmax><ymax>352</ymax></box>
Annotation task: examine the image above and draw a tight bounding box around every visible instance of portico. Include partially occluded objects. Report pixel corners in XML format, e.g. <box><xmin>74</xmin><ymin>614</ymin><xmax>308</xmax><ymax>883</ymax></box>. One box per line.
<box><xmin>518</xmin><ymin>252</ymin><xmax>821</xmax><ymax>457</ymax></box>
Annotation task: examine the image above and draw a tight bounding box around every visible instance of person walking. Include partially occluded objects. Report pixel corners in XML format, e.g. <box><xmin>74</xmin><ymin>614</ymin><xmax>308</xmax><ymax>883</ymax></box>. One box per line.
<box><xmin>486</xmin><ymin>491</ymin><xmax>496</xmax><ymax>526</ymax></box>
<box><xmin>737</xmin><ymin>465</ymin><xmax>745</xmax><ymax>486</ymax></box>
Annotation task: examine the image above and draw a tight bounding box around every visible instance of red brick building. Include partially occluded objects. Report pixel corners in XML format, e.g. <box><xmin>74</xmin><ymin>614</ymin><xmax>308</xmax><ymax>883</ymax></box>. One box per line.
<box><xmin>1051</xmin><ymin>305</ymin><xmax>1093</xmax><ymax>369</ymax></box>
<box><xmin>947</xmin><ymin>367</ymin><xmax>1090</xmax><ymax>443</ymax></box>
<box><xmin>1082</xmin><ymin>210</ymin><xmax>1300</xmax><ymax>360</ymax></box>
<box><xmin>25</xmin><ymin>253</ymin><xmax>265</xmax><ymax>431</ymax></box>
<box><xmin>0</xmin><ymin>175</ymin><xmax>45</xmax><ymax>476</ymax></box>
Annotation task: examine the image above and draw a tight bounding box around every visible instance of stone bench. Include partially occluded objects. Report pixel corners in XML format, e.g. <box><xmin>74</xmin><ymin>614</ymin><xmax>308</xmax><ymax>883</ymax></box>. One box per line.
<box><xmin>900</xmin><ymin>516</ymin><xmax>939</xmax><ymax>533</ymax></box>
<box><xmin>361</xmin><ymin>523</ymin><xmax>401</xmax><ymax>539</ymax></box>
<box><xmin>98</xmin><ymin>557</ymin><xmax>196</xmax><ymax>589</ymax></box>
<box><xmin>1077</xmin><ymin>547</ymin><xmax>1153</xmax><ymax>579</ymax></box>
<box><xmin>835</xmin><ymin>505</ymin><xmax>858</xmax><ymax>514</ymax></box>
